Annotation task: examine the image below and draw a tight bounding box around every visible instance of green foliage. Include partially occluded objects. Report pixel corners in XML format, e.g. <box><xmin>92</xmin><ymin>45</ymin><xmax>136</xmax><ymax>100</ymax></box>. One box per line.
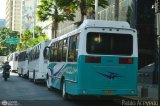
<box><xmin>16</xmin><ymin>26</ymin><xmax>48</xmax><ymax>51</ymax></box>
<box><xmin>0</xmin><ymin>28</ymin><xmax>19</xmax><ymax>55</ymax></box>
<box><xmin>34</xmin><ymin>26</ymin><xmax>46</xmax><ymax>38</ymax></box>
<box><xmin>55</xmin><ymin>0</ymin><xmax>109</xmax><ymax>21</ymax></box>
<box><xmin>37</xmin><ymin>0</ymin><xmax>75</xmax><ymax>38</ymax></box>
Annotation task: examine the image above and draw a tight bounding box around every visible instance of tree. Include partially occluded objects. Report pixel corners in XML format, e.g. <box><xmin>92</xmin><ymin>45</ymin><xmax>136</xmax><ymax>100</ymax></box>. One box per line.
<box><xmin>0</xmin><ymin>28</ymin><xmax>19</xmax><ymax>55</ymax></box>
<box><xmin>34</xmin><ymin>26</ymin><xmax>46</xmax><ymax>38</ymax></box>
<box><xmin>16</xmin><ymin>26</ymin><xmax>48</xmax><ymax>51</ymax></box>
<box><xmin>55</xmin><ymin>0</ymin><xmax>109</xmax><ymax>22</ymax></box>
<box><xmin>37</xmin><ymin>0</ymin><xmax>75</xmax><ymax>38</ymax></box>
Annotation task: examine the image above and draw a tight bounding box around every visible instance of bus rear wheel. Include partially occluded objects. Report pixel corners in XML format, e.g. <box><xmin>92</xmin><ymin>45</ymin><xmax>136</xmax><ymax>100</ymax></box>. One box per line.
<box><xmin>33</xmin><ymin>71</ymin><xmax>37</xmax><ymax>84</ymax></box>
<box><xmin>4</xmin><ymin>77</ymin><xmax>7</xmax><ymax>81</ymax></box>
<box><xmin>46</xmin><ymin>74</ymin><xmax>53</xmax><ymax>91</ymax></box>
<box><xmin>62</xmin><ymin>80</ymin><xmax>69</xmax><ymax>100</ymax></box>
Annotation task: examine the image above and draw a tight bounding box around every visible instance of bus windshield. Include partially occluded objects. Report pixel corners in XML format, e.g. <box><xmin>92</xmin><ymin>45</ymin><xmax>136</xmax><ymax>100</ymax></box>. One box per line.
<box><xmin>86</xmin><ymin>32</ymin><xmax>133</xmax><ymax>55</ymax></box>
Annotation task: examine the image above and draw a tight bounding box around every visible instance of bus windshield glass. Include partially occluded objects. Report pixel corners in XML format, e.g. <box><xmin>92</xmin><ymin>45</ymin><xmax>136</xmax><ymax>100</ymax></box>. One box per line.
<box><xmin>87</xmin><ymin>32</ymin><xmax>133</xmax><ymax>55</ymax></box>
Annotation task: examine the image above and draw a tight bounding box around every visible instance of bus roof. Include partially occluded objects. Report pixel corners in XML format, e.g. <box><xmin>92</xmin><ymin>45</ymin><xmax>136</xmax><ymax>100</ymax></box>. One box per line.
<box><xmin>49</xmin><ymin>20</ymin><xmax>134</xmax><ymax>46</ymax></box>
<box><xmin>80</xmin><ymin>19</ymin><xmax>131</xmax><ymax>29</ymax></box>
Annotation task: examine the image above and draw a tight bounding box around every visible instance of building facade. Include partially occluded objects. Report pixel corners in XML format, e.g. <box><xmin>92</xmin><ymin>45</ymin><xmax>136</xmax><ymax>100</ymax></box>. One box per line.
<box><xmin>98</xmin><ymin>0</ymin><xmax>136</xmax><ymax>28</ymax></box>
<box><xmin>6</xmin><ymin>0</ymin><xmax>13</xmax><ymax>29</ymax></box>
<box><xmin>6</xmin><ymin>0</ymin><xmax>22</xmax><ymax>32</ymax></box>
<box><xmin>22</xmin><ymin>0</ymin><xmax>36</xmax><ymax>33</ymax></box>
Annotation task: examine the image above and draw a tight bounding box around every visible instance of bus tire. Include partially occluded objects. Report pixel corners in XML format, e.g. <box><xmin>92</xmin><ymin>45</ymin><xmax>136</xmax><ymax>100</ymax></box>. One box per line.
<box><xmin>33</xmin><ymin>78</ymin><xmax>37</xmax><ymax>84</ymax></box>
<box><xmin>33</xmin><ymin>71</ymin><xmax>37</xmax><ymax>84</ymax></box>
<box><xmin>62</xmin><ymin>80</ymin><xmax>69</xmax><ymax>100</ymax></box>
<box><xmin>29</xmin><ymin>78</ymin><xmax>32</xmax><ymax>82</ymax></box>
<box><xmin>4</xmin><ymin>77</ymin><xmax>7</xmax><ymax>81</ymax></box>
<box><xmin>46</xmin><ymin>74</ymin><xmax>53</xmax><ymax>91</ymax></box>
<box><xmin>27</xmin><ymin>71</ymin><xmax>29</xmax><ymax>79</ymax></box>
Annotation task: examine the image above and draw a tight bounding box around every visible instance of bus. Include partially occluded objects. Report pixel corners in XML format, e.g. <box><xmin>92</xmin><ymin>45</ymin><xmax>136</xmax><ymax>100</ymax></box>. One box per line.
<box><xmin>28</xmin><ymin>40</ymin><xmax>50</xmax><ymax>83</ymax></box>
<box><xmin>45</xmin><ymin>19</ymin><xmax>138</xmax><ymax>99</ymax></box>
<box><xmin>17</xmin><ymin>50</ymin><xmax>26</xmax><ymax>77</ymax></box>
<box><xmin>7</xmin><ymin>52</ymin><xmax>19</xmax><ymax>72</ymax></box>
<box><xmin>0</xmin><ymin>56</ymin><xmax>7</xmax><ymax>68</ymax></box>
<box><xmin>17</xmin><ymin>48</ymin><xmax>31</xmax><ymax>78</ymax></box>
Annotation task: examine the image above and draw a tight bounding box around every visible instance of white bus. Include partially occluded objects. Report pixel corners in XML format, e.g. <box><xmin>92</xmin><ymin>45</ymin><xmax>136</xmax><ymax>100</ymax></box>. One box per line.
<box><xmin>7</xmin><ymin>52</ymin><xmax>19</xmax><ymax>72</ymax></box>
<box><xmin>17</xmin><ymin>50</ymin><xmax>27</xmax><ymax>77</ymax></box>
<box><xmin>28</xmin><ymin>40</ymin><xmax>50</xmax><ymax>83</ymax></box>
<box><xmin>0</xmin><ymin>56</ymin><xmax>7</xmax><ymax>68</ymax></box>
<box><xmin>17</xmin><ymin>48</ymin><xmax>31</xmax><ymax>78</ymax></box>
<box><xmin>45</xmin><ymin>19</ymin><xmax>138</xmax><ymax>99</ymax></box>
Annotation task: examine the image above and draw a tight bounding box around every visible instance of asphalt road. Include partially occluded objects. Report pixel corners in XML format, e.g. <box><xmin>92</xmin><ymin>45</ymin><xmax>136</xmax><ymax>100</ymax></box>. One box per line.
<box><xmin>0</xmin><ymin>69</ymin><xmax>122</xmax><ymax>106</ymax></box>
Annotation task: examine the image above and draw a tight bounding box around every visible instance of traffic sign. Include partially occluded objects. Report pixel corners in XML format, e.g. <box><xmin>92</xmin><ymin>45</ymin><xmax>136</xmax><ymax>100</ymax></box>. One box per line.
<box><xmin>5</xmin><ymin>38</ymin><xmax>19</xmax><ymax>44</ymax></box>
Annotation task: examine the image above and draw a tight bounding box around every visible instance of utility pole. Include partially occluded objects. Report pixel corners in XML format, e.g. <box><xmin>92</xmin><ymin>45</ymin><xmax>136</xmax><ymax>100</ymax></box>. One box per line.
<box><xmin>20</xmin><ymin>0</ymin><xmax>24</xmax><ymax>42</ymax></box>
<box><xmin>33</xmin><ymin>0</ymin><xmax>36</xmax><ymax>39</ymax></box>
<box><xmin>95</xmin><ymin>0</ymin><xmax>98</xmax><ymax>20</ymax></box>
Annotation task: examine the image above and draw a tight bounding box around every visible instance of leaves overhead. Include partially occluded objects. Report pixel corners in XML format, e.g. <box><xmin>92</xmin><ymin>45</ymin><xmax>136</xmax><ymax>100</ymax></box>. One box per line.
<box><xmin>55</xmin><ymin>0</ymin><xmax>109</xmax><ymax>21</ymax></box>
<box><xmin>16</xmin><ymin>26</ymin><xmax>48</xmax><ymax>51</ymax></box>
<box><xmin>0</xmin><ymin>28</ymin><xmax>19</xmax><ymax>55</ymax></box>
<box><xmin>37</xmin><ymin>0</ymin><xmax>75</xmax><ymax>38</ymax></box>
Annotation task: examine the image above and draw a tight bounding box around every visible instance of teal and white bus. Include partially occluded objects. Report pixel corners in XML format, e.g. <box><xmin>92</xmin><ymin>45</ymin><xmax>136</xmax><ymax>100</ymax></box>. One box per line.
<box><xmin>45</xmin><ymin>19</ymin><xmax>138</xmax><ymax>99</ymax></box>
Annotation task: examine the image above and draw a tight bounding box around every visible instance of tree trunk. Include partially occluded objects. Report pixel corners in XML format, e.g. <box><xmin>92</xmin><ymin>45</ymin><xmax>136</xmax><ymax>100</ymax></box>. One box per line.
<box><xmin>115</xmin><ymin>0</ymin><xmax>119</xmax><ymax>21</ymax></box>
<box><xmin>51</xmin><ymin>20</ymin><xmax>58</xmax><ymax>39</ymax></box>
<box><xmin>80</xmin><ymin>0</ymin><xmax>86</xmax><ymax>22</ymax></box>
<box><xmin>53</xmin><ymin>6</ymin><xmax>58</xmax><ymax>38</ymax></box>
<box><xmin>51</xmin><ymin>21</ymin><xmax>55</xmax><ymax>39</ymax></box>
<box><xmin>54</xmin><ymin>20</ymin><xmax>58</xmax><ymax>38</ymax></box>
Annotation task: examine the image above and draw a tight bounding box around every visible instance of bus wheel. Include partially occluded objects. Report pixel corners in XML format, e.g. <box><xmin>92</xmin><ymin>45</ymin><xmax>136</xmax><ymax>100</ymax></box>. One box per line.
<box><xmin>33</xmin><ymin>71</ymin><xmax>37</xmax><ymax>84</ymax></box>
<box><xmin>33</xmin><ymin>78</ymin><xmax>37</xmax><ymax>83</ymax></box>
<box><xmin>27</xmin><ymin>71</ymin><xmax>29</xmax><ymax>79</ymax></box>
<box><xmin>46</xmin><ymin>74</ymin><xmax>53</xmax><ymax>91</ymax></box>
<box><xmin>62</xmin><ymin>80</ymin><xmax>69</xmax><ymax>100</ymax></box>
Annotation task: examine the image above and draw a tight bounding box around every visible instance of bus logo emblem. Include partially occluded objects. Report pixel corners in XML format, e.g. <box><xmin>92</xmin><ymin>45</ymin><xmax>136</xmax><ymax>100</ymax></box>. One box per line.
<box><xmin>97</xmin><ymin>72</ymin><xmax>121</xmax><ymax>80</ymax></box>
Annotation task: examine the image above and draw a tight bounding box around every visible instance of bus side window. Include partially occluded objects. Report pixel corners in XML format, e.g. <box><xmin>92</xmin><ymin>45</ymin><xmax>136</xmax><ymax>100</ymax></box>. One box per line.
<box><xmin>50</xmin><ymin>47</ymin><xmax>54</xmax><ymax>61</ymax></box>
<box><xmin>52</xmin><ymin>42</ymin><xmax>58</xmax><ymax>62</ymax></box>
<box><xmin>37</xmin><ymin>45</ymin><xmax>40</xmax><ymax>58</ymax></box>
<box><xmin>62</xmin><ymin>39</ymin><xmax>68</xmax><ymax>62</ymax></box>
<box><xmin>57</xmin><ymin>40</ymin><xmax>63</xmax><ymax>62</ymax></box>
<box><xmin>31</xmin><ymin>50</ymin><xmax>33</xmax><ymax>60</ymax></box>
<box><xmin>43</xmin><ymin>47</ymin><xmax>49</xmax><ymax>60</ymax></box>
<box><xmin>68</xmin><ymin>35</ymin><xmax>79</xmax><ymax>62</ymax></box>
<box><xmin>36</xmin><ymin>47</ymin><xmax>38</xmax><ymax>59</ymax></box>
<box><xmin>75</xmin><ymin>35</ymin><xmax>79</xmax><ymax>61</ymax></box>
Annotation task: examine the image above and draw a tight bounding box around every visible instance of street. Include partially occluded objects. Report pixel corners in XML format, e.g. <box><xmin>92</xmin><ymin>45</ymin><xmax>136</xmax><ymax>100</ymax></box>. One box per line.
<box><xmin>0</xmin><ymin>70</ymin><xmax>121</xmax><ymax>106</ymax></box>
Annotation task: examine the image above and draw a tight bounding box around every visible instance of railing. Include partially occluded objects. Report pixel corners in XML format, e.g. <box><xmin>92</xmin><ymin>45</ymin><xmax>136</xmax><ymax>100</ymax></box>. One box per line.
<box><xmin>57</xmin><ymin>24</ymin><xmax>77</xmax><ymax>37</ymax></box>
